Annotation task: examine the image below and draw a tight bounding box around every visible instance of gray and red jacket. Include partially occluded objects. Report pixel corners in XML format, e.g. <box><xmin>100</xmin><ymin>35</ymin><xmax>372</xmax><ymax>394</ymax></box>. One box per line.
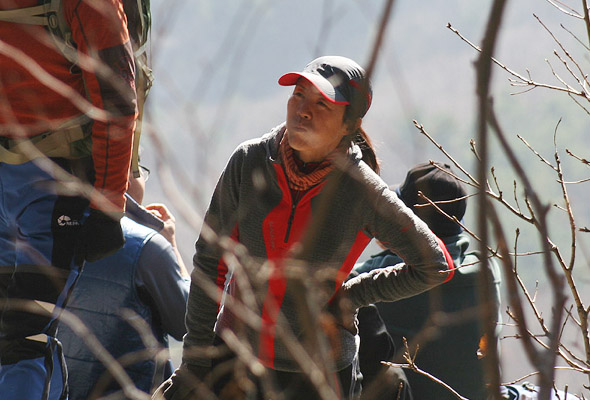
<box><xmin>184</xmin><ymin>123</ymin><xmax>454</xmax><ymax>372</ymax></box>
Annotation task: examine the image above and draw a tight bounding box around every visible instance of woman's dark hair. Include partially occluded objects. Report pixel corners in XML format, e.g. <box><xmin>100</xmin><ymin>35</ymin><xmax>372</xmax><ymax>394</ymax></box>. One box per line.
<box><xmin>352</xmin><ymin>128</ymin><xmax>380</xmax><ymax>174</ymax></box>
<box><xmin>343</xmin><ymin>107</ymin><xmax>380</xmax><ymax>175</ymax></box>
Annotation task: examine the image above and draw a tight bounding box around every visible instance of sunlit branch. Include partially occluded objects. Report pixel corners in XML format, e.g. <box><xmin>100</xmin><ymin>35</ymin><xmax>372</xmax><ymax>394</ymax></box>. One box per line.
<box><xmin>534</xmin><ymin>13</ymin><xmax>590</xmax><ymax>94</ymax></box>
<box><xmin>543</xmin><ymin>0</ymin><xmax>584</xmax><ymax>18</ymax></box>
<box><xmin>447</xmin><ymin>23</ymin><xmax>589</xmax><ymax>99</ymax></box>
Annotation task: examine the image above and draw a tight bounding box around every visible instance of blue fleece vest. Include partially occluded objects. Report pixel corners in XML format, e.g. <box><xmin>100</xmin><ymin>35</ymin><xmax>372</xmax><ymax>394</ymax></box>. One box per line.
<box><xmin>57</xmin><ymin>217</ymin><xmax>164</xmax><ymax>399</ymax></box>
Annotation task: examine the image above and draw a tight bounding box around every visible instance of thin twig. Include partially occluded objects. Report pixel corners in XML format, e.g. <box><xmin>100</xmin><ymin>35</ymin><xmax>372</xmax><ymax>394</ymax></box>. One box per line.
<box><xmin>565</xmin><ymin>149</ymin><xmax>590</xmax><ymax>166</ymax></box>
<box><xmin>560</xmin><ymin>23</ymin><xmax>590</xmax><ymax>51</ymax></box>
<box><xmin>491</xmin><ymin>167</ymin><xmax>503</xmax><ymax>200</ymax></box>
<box><xmin>413</xmin><ymin>121</ymin><xmax>479</xmax><ymax>186</ymax></box>
<box><xmin>544</xmin><ymin>0</ymin><xmax>584</xmax><ymax>18</ymax></box>
<box><xmin>512</xmin><ymin>230</ymin><xmax>548</xmax><ymax>335</ymax></box>
<box><xmin>534</xmin><ymin>13</ymin><xmax>590</xmax><ymax>96</ymax></box>
<box><xmin>567</xmin><ymin>92</ymin><xmax>590</xmax><ymax>115</ymax></box>
<box><xmin>545</xmin><ymin>57</ymin><xmax>577</xmax><ymax>94</ymax></box>
<box><xmin>517</xmin><ymin>134</ymin><xmax>557</xmax><ymax>171</ymax></box>
<box><xmin>446</xmin><ymin>23</ymin><xmax>588</xmax><ymax>98</ymax></box>
<box><xmin>551</xmin><ymin>121</ymin><xmax>576</xmax><ymax>272</ymax></box>
<box><xmin>503</xmin><ymin>366</ymin><xmax>589</xmax><ymax>386</ymax></box>
<box><xmin>513</xmin><ymin>180</ymin><xmax>524</xmax><ymax>214</ymax></box>
<box><xmin>470</xmin><ymin>139</ymin><xmax>482</xmax><ymax>162</ymax></box>
<box><xmin>384</xmin><ymin>361</ymin><xmax>470</xmax><ymax>400</ymax></box>
<box><xmin>414</xmin><ymin>122</ymin><xmax>535</xmax><ymax>224</ymax></box>
<box><xmin>558</xmin><ymin>178</ymin><xmax>590</xmax><ymax>184</ymax></box>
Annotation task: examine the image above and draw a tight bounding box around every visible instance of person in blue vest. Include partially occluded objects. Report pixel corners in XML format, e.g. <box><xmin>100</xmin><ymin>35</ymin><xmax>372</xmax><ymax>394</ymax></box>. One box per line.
<box><xmin>354</xmin><ymin>161</ymin><xmax>502</xmax><ymax>400</ymax></box>
<box><xmin>57</xmin><ymin>163</ymin><xmax>190</xmax><ymax>399</ymax></box>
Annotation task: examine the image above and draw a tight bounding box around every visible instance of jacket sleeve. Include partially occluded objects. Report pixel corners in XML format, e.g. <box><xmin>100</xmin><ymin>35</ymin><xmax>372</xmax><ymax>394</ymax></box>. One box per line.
<box><xmin>182</xmin><ymin>146</ymin><xmax>244</xmax><ymax>367</ymax></box>
<box><xmin>66</xmin><ymin>0</ymin><xmax>136</xmax><ymax>212</ymax></box>
<box><xmin>344</xmin><ymin>181</ymin><xmax>454</xmax><ymax>309</ymax></box>
<box><xmin>135</xmin><ymin>233</ymin><xmax>190</xmax><ymax>340</ymax></box>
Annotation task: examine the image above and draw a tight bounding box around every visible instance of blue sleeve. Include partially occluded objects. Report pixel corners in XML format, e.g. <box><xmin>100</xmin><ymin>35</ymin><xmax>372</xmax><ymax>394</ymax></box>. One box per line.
<box><xmin>353</xmin><ymin>251</ymin><xmax>403</xmax><ymax>275</ymax></box>
<box><xmin>135</xmin><ymin>233</ymin><xmax>190</xmax><ymax>340</ymax></box>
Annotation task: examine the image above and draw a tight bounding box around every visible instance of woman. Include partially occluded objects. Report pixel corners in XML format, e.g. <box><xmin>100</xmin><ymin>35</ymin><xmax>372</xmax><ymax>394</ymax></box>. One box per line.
<box><xmin>156</xmin><ymin>56</ymin><xmax>454</xmax><ymax>399</ymax></box>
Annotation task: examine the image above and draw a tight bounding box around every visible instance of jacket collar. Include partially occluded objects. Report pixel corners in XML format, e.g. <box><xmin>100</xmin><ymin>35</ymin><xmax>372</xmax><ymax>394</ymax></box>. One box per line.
<box><xmin>124</xmin><ymin>193</ymin><xmax>164</xmax><ymax>232</ymax></box>
<box><xmin>263</xmin><ymin>123</ymin><xmax>286</xmax><ymax>163</ymax></box>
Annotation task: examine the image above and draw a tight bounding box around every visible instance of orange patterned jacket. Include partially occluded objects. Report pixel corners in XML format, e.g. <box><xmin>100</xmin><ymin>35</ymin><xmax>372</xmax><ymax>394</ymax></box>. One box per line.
<box><xmin>0</xmin><ymin>0</ymin><xmax>137</xmax><ymax>212</ymax></box>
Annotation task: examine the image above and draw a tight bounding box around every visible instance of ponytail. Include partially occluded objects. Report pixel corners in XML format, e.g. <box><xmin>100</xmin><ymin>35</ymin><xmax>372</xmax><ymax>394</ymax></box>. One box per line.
<box><xmin>353</xmin><ymin>128</ymin><xmax>380</xmax><ymax>174</ymax></box>
<box><xmin>343</xmin><ymin>103</ymin><xmax>380</xmax><ymax>174</ymax></box>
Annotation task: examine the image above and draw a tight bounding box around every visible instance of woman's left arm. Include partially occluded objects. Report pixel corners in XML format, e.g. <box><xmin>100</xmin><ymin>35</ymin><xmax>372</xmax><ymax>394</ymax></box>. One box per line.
<box><xmin>343</xmin><ymin>186</ymin><xmax>454</xmax><ymax>309</ymax></box>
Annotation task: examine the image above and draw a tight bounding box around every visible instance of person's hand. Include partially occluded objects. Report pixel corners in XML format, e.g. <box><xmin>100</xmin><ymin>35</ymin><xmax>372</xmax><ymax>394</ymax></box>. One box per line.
<box><xmin>76</xmin><ymin>209</ymin><xmax>124</xmax><ymax>264</ymax></box>
<box><xmin>152</xmin><ymin>364</ymin><xmax>211</xmax><ymax>400</ymax></box>
<box><xmin>145</xmin><ymin>203</ymin><xmax>176</xmax><ymax>246</ymax></box>
<box><xmin>319</xmin><ymin>288</ymin><xmax>358</xmax><ymax>360</ymax></box>
<box><xmin>145</xmin><ymin>202</ymin><xmax>190</xmax><ymax>278</ymax></box>
<box><xmin>326</xmin><ymin>287</ymin><xmax>358</xmax><ymax>335</ymax></box>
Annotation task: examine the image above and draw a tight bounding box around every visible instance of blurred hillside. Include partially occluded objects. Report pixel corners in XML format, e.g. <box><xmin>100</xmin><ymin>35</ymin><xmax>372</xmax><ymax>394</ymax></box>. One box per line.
<box><xmin>142</xmin><ymin>0</ymin><xmax>589</xmax><ymax>395</ymax></box>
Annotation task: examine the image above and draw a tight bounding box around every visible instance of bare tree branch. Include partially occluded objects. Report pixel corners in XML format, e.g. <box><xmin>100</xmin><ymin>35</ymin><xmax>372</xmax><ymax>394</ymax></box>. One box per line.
<box><xmin>560</xmin><ymin>22</ymin><xmax>590</xmax><ymax>51</ymax></box>
<box><xmin>544</xmin><ymin>0</ymin><xmax>584</xmax><ymax>18</ymax></box>
<box><xmin>583</xmin><ymin>0</ymin><xmax>590</xmax><ymax>46</ymax></box>
<box><xmin>474</xmin><ymin>1</ymin><xmax>509</xmax><ymax>397</ymax></box>
<box><xmin>487</xmin><ymin>103</ymin><xmax>567</xmax><ymax>399</ymax></box>
<box><xmin>533</xmin><ymin>13</ymin><xmax>590</xmax><ymax>95</ymax></box>
<box><xmin>383</xmin><ymin>338</ymin><xmax>470</xmax><ymax>400</ymax></box>
<box><xmin>447</xmin><ymin>23</ymin><xmax>590</xmax><ymax>100</ymax></box>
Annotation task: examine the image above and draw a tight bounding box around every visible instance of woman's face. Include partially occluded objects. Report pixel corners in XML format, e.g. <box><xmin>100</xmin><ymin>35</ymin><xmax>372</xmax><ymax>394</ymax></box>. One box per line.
<box><xmin>285</xmin><ymin>79</ymin><xmax>349</xmax><ymax>163</ymax></box>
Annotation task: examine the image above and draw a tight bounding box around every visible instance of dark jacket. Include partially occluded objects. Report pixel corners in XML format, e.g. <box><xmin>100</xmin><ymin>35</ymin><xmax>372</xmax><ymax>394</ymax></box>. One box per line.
<box><xmin>356</xmin><ymin>233</ymin><xmax>502</xmax><ymax>400</ymax></box>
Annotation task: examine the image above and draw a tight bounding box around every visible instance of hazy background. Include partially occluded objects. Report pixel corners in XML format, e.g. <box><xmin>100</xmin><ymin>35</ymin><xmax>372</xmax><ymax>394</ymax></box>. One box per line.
<box><xmin>140</xmin><ymin>0</ymin><xmax>590</xmax><ymax>395</ymax></box>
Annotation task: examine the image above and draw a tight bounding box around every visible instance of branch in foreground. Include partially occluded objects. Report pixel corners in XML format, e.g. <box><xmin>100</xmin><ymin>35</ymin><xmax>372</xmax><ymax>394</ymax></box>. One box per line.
<box><xmin>382</xmin><ymin>361</ymin><xmax>469</xmax><ymax>400</ymax></box>
<box><xmin>487</xmin><ymin>102</ymin><xmax>567</xmax><ymax>398</ymax></box>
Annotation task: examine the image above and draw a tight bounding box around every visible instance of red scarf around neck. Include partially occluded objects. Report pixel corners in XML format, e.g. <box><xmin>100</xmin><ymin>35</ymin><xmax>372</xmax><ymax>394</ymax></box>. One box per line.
<box><xmin>279</xmin><ymin>133</ymin><xmax>334</xmax><ymax>191</ymax></box>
